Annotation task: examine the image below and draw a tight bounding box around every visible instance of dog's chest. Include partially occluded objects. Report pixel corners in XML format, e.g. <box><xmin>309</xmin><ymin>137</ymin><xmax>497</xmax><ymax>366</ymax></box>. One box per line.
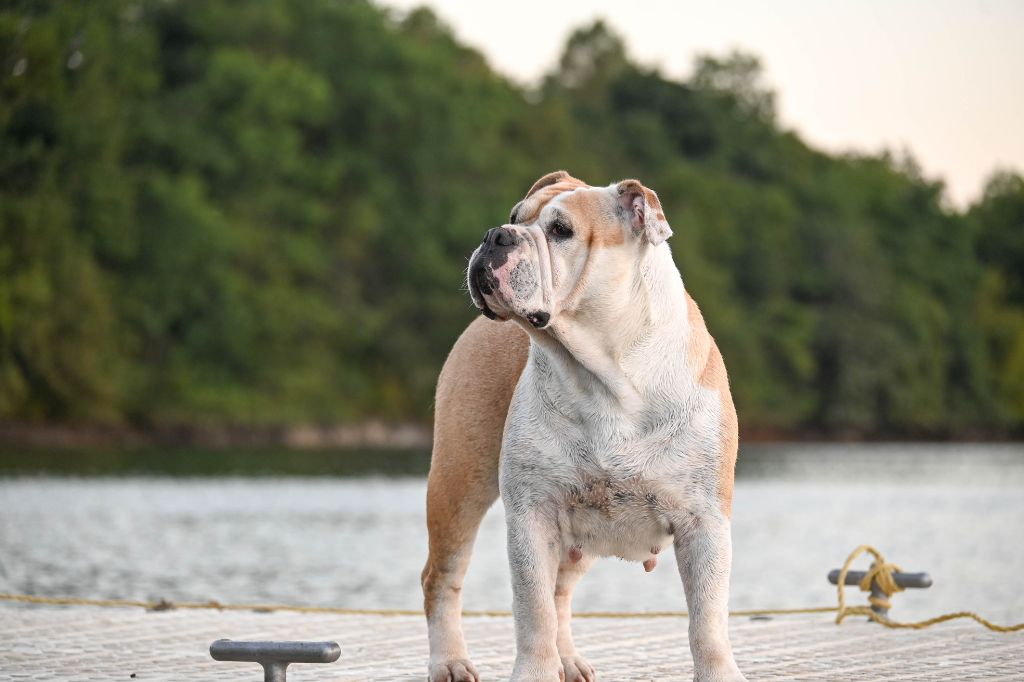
<box><xmin>559</xmin><ymin>467</ymin><xmax>677</xmax><ymax>562</ymax></box>
<box><xmin>501</xmin><ymin>355</ymin><xmax>724</xmax><ymax>564</ymax></box>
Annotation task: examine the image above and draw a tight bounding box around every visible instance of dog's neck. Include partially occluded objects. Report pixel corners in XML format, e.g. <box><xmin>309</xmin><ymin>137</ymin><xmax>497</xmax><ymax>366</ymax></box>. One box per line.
<box><xmin>529</xmin><ymin>244</ymin><xmax>690</xmax><ymax>413</ymax></box>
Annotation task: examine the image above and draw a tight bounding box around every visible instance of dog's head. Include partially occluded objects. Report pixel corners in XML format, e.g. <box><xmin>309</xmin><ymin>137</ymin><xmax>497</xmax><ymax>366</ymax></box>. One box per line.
<box><xmin>467</xmin><ymin>171</ymin><xmax>673</xmax><ymax>330</ymax></box>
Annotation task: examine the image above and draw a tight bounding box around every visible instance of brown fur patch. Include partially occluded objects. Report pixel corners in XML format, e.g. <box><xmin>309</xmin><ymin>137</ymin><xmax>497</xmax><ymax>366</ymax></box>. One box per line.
<box><xmin>685</xmin><ymin>294</ymin><xmax>712</xmax><ymax>371</ymax></box>
<box><xmin>560</xmin><ymin>190</ymin><xmax>625</xmax><ymax>247</ymax></box>
<box><xmin>423</xmin><ymin>317</ymin><xmax>529</xmax><ymax>615</ymax></box>
<box><xmin>687</xmin><ymin>294</ymin><xmax>739</xmax><ymax>518</ymax></box>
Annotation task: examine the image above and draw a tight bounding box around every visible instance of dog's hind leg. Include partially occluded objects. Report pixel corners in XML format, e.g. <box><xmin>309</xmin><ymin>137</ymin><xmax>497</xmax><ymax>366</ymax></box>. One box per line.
<box><xmin>423</xmin><ymin>463</ymin><xmax>495</xmax><ymax>682</ymax></box>
<box><xmin>423</xmin><ymin>318</ymin><xmax>528</xmax><ymax>682</ymax></box>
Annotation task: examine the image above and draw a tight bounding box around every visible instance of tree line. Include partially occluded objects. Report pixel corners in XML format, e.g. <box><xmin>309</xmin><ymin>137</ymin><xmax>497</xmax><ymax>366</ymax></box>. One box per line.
<box><xmin>1</xmin><ymin>1</ymin><xmax>1022</xmax><ymax>438</ymax></box>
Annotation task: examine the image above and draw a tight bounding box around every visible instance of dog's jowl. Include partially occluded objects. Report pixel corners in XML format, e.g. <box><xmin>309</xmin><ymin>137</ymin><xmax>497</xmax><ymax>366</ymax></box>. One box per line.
<box><xmin>423</xmin><ymin>171</ymin><xmax>747</xmax><ymax>682</ymax></box>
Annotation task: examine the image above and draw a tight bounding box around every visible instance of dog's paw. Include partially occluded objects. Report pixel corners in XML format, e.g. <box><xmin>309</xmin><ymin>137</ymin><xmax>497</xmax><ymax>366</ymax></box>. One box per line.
<box><xmin>560</xmin><ymin>654</ymin><xmax>596</xmax><ymax>682</ymax></box>
<box><xmin>429</xmin><ymin>658</ymin><xmax>480</xmax><ymax>682</ymax></box>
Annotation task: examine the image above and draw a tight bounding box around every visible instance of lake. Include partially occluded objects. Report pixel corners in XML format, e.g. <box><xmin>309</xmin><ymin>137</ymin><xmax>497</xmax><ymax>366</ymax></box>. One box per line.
<box><xmin>1</xmin><ymin>443</ymin><xmax>1022</xmax><ymax>624</ymax></box>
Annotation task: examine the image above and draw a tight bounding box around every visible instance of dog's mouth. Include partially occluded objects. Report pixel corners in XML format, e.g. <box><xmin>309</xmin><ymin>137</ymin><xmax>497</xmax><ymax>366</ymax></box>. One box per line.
<box><xmin>469</xmin><ymin>263</ymin><xmax>552</xmax><ymax>329</ymax></box>
<box><xmin>468</xmin><ymin>259</ymin><xmax>505</xmax><ymax>321</ymax></box>
<box><xmin>467</xmin><ymin>238</ymin><xmax>550</xmax><ymax>329</ymax></box>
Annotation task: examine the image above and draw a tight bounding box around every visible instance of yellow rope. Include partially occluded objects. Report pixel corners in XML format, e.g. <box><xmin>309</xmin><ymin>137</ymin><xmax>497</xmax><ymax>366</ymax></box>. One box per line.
<box><xmin>1</xmin><ymin>545</ymin><xmax>1021</xmax><ymax>632</ymax></box>
<box><xmin>834</xmin><ymin>545</ymin><xmax>1024</xmax><ymax>632</ymax></box>
<box><xmin>0</xmin><ymin>592</ymin><xmax>834</xmax><ymax>619</ymax></box>
<box><xmin>0</xmin><ymin>593</ymin><xmax>424</xmax><ymax>616</ymax></box>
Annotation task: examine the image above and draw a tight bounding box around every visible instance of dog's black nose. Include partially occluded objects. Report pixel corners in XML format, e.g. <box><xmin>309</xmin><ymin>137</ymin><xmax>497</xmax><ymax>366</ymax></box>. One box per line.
<box><xmin>487</xmin><ymin>226</ymin><xmax>518</xmax><ymax>248</ymax></box>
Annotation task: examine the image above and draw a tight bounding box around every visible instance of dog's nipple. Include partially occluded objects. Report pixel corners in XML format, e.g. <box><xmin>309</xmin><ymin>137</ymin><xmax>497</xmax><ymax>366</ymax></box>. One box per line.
<box><xmin>568</xmin><ymin>545</ymin><xmax>583</xmax><ymax>563</ymax></box>
<box><xmin>643</xmin><ymin>557</ymin><xmax>657</xmax><ymax>572</ymax></box>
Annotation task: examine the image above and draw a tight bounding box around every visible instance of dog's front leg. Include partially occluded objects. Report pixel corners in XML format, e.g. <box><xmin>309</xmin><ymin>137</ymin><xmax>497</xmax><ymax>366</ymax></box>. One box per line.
<box><xmin>674</xmin><ymin>512</ymin><xmax>747</xmax><ymax>682</ymax></box>
<box><xmin>506</xmin><ymin>507</ymin><xmax>563</xmax><ymax>682</ymax></box>
<box><xmin>555</xmin><ymin>557</ymin><xmax>596</xmax><ymax>682</ymax></box>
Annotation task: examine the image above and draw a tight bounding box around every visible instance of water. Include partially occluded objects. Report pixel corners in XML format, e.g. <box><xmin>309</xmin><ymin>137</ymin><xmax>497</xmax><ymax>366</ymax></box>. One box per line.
<box><xmin>1</xmin><ymin>443</ymin><xmax>1022</xmax><ymax>624</ymax></box>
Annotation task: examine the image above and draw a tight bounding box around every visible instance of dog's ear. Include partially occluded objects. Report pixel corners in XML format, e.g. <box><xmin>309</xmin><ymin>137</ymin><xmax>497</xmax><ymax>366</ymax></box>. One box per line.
<box><xmin>525</xmin><ymin>170</ymin><xmax>571</xmax><ymax>199</ymax></box>
<box><xmin>615</xmin><ymin>179</ymin><xmax>672</xmax><ymax>245</ymax></box>
<box><xmin>512</xmin><ymin>171</ymin><xmax>588</xmax><ymax>224</ymax></box>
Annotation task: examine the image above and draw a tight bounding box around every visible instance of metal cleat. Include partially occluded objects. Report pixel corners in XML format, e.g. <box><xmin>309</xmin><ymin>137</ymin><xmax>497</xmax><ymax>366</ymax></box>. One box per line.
<box><xmin>210</xmin><ymin>639</ymin><xmax>341</xmax><ymax>681</ymax></box>
<box><xmin>828</xmin><ymin>566</ymin><xmax>932</xmax><ymax>620</ymax></box>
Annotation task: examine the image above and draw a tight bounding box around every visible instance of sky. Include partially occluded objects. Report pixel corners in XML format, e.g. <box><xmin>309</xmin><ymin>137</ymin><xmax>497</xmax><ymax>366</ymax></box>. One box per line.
<box><xmin>383</xmin><ymin>0</ymin><xmax>1024</xmax><ymax>208</ymax></box>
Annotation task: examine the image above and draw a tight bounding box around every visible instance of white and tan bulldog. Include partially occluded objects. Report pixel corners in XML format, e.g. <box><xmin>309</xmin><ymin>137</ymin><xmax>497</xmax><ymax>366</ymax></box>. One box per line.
<box><xmin>422</xmin><ymin>171</ymin><xmax>746</xmax><ymax>682</ymax></box>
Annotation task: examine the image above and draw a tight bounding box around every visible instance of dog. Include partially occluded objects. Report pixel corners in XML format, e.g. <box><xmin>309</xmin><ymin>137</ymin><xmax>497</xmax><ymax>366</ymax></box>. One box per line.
<box><xmin>422</xmin><ymin>171</ymin><xmax>746</xmax><ymax>682</ymax></box>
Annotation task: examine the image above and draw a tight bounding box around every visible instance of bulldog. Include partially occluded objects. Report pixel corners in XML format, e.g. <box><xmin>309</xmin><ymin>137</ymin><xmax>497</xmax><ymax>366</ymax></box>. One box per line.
<box><xmin>422</xmin><ymin>171</ymin><xmax>746</xmax><ymax>682</ymax></box>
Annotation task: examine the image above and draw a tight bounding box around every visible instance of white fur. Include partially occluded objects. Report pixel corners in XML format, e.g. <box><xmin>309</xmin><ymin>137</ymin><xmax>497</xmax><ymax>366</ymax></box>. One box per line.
<box><xmin>477</xmin><ymin>184</ymin><xmax>746</xmax><ymax>682</ymax></box>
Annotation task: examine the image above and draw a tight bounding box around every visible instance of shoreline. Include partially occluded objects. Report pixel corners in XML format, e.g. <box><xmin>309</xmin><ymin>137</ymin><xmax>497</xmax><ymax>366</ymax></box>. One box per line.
<box><xmin>0</xmin><ymin>421</ymin><xmax>1019</xmax><ymax>450</ymax></box>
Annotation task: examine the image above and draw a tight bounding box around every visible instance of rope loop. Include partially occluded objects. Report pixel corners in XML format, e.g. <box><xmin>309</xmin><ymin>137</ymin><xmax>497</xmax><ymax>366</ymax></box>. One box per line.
<box><xmin>835</xmin><ymin>544</ymin><xmax>905</xmax><ymax>624</ymax></box>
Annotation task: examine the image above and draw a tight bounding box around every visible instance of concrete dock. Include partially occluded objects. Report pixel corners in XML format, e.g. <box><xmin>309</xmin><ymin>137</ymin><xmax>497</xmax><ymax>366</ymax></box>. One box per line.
<box><xmin>1</xmin><ymin>605</ymin><xmax>1022</xmax><ymax>680</ymax></box>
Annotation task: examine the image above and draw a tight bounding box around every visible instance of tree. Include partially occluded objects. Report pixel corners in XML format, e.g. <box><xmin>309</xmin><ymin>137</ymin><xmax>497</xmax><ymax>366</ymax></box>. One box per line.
<box><xmin>0</xmin><ymin>4</ymin><xmax>1018</xmax><ymax>437</ymax></box>
<box><xmin>972</xmin><ymin>171</ymin><xmax>1024</xmax><ymax>423</ymax></box>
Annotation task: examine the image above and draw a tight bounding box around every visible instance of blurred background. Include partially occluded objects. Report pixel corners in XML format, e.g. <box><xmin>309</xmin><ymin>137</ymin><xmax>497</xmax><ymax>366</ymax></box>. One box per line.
<box><xmin>1</xmin><ymin>1</ymin><xmax>1022</xmax><ymax>623</ymax></box>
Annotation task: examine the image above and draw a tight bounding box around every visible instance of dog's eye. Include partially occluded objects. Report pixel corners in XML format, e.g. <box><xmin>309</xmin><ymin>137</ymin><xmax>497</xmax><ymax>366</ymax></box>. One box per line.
<box><xmin>549</xmin><ymin>218</ymin><xmax>574</xmax><ymax>240</ymax></box>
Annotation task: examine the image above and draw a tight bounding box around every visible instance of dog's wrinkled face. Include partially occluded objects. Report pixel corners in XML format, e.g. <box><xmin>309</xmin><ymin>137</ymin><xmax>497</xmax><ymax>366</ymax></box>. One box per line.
<box><xmin>467</xmin><ymin>171</ymin><xmax>672</xmax><ymax>330</ymax></box>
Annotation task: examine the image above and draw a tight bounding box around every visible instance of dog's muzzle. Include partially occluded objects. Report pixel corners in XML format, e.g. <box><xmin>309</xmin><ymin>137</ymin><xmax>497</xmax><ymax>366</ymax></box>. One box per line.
<box><xmin>468</xmin><ymin>227</ymin><xmax>517</xmax><ymax>320</ymax></box>
<box><xmin>468</xmin><ymin>226</ymin><xmax>549</xmax><ymax>328</ymax></box>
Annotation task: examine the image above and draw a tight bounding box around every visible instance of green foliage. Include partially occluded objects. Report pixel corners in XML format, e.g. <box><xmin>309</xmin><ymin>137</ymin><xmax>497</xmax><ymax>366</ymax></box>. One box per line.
<box><xmin>0</xmin><ymin>5</ymin><xmax>1020</xmax><ymax>436</ymax></box>
<box><xmin>971</xmin><ymin>171</ymin><xmax>1024</xmax><ymax>421</ymax></box>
